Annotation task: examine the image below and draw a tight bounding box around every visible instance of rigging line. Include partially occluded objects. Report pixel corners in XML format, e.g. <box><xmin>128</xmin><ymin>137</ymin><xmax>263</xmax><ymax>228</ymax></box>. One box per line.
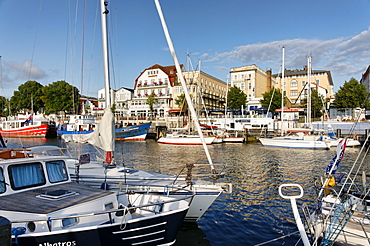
<box><xmin>86</xmin><ymin>0</ymin><xmax>99</xmax><ymax>96</ymax></box>
<box><xmin>112</xmin><ymin>0</ymin><xmax>122</xmax><ymax>89</ymax></box>
<box><xmin>64</xmin><ymin>0</ymin><xmax>71</xmax><ymax>81</ymax></box>
<box><xmin>80</xmin><ymin>0</ymin><xmax>87</xmax><ymax>96</ymax></box>
<box><xmin>27</xmin><ymin>0</ymin><xmax>43</xmax><ymax>81</ymax></box>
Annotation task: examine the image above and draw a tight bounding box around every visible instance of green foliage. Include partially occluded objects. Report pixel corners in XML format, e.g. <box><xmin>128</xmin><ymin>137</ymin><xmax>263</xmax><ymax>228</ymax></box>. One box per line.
<box><xmin>10</xmin><ymin>80</ymin><xmax>44</xmax><ymax>113</ymax></box>
<box><xmin>146</xmin><ymin>94</ymin><xmax>158</xmax><ymax>113</ymax></box>
<box><xmin>111</xmin><ymin>104</ymin><xmax>116</xmax><ymax>113</ymax></box>
<box><xmin>0</xmin><ymin>96</ymin><xmax>9</xmax><ymax>116</ymax></box>
<box><xmin>227</xmin><ymin>86</ymin><xmax>247</xmax><ymax>110</ymax></box>
<box><xmin>334</xmin><ymin>78</ymin><xmax>370</xmax><ymax>108</ymax></box>
<box><xmin>301</xmin><ymin>89</ymin><xmax>324</xmax><ymax>118</ymax></box>
<box><xmin>259</xmin><ymin>88</ymin><xmax>285</xmax><ymax>114</ymax></box>
<box><xmin>175</xmin><ymin>93</ymin><xmax>188</xmax><ymax>112</ymax></box>
<box><xmin>41</xmin><ymin>81</ymin><xmax>80</xmax><ymax>114</ymax></box>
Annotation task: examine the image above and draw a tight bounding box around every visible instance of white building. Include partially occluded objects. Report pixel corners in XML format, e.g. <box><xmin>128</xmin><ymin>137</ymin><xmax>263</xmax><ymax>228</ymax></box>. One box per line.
<box><xmin>129</xmin><ymin>64</ymin><xmax>183</xmax><ymax>117</ymax></box>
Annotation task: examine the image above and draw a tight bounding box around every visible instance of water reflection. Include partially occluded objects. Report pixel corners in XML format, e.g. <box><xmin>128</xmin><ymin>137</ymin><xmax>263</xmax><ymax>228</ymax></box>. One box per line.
<box><xmin>5</xmin><ymin>138</ymin><xmax>367</xmax><ymax>245</ymax></box>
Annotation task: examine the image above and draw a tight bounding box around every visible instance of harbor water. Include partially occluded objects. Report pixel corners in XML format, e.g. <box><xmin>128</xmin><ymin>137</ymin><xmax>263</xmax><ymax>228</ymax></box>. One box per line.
<box><xmin>5</xmin><ymin>138</ymin><xmax>367</xmax><ymax>245</ymax></box>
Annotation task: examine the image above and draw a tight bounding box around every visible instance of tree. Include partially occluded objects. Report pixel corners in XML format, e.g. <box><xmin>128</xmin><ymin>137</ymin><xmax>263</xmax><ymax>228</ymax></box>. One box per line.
<box><xmin>334</xmin><ymin>78</ymin><xmax>370</xmax><ymax>109</ymax></box>
<box><xmin>175</xmin><ymin>93</ymin><xmax>188</xmax><ymax>114</ymax></box>
<box><xmin>10</xmin><ymin>80</ymin><xmax>44</xmax><ymax>113</ymax></box>
<box><xmin>146</xmin><ymin>94</ymin><xmax>158</xmax><ymax>118</ymax></box>
<box><xmin>227</xmin><ymin>86</ymin><xmax>247</xmax><ymax>110</ymax></box>
<box><xmin>0</xmin><ymin>96</ymin><xmax>9</xmax><ymax>116</ymax></box>
<box><xmin>42</xmin><ymin>81</ymin><xmax>80</xmax><ymax>114</ymax></box>
<box><xmin>301</xmin><ymin>89</ymin><xmax>324</xmax><ymax>119</ymax></box>
<box><xmin>260</xmin><ymin>88</ymin><xmax>286</xmax><ymax>115</ymax></box>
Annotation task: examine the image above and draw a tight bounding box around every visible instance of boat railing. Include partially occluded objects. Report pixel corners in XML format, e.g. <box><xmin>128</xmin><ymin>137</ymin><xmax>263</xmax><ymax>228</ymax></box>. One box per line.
<box><xmin>10</xmin><ymin>184</ymin><xmax>194</xmax><ymax>230</ymax></box>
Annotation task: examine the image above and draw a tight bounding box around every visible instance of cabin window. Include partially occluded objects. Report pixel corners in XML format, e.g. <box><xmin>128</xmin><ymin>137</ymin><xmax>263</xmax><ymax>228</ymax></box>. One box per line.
<box><xmin>46</xmin><ymin>160</ymin><xmax>68</xmax><ymax>183</ymax></box>
<box><xmin>62</xmin><ymin>216</ymin><xmax>79</xmax><ymax>228</ymax></box>
<box><xmin>9</xmin><ymin>163</ymin><xmax>46</xmax><ymax>190</ymax></box>
<box><xmin>0</xmin><ymin>167</ymin><xmax>5</xmax><ymax>193</ymax></box>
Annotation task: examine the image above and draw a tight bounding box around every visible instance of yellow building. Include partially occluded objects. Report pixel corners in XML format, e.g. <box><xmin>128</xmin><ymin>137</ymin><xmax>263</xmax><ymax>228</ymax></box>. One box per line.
<box><xmin>229</xmin><ymin>64</ymin><xmax>273</xmax><ymax>110</ymax></box>
<box><xmin>172</xmin><ymin>70</ymin><xmax>227</xmax><ymax>112</ymax></box>
<box><xmin>272</xmin><ymin>66</ymin><xmax>334</xmax><ymax>106</ymax></box>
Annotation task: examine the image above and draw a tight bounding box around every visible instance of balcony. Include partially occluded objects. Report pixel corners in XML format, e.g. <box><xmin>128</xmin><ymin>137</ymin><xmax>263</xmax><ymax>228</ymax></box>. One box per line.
<box><xmin>137</xmin><ymin>82</ymin><xmax>168</xmax><ymax>88</ymax></box>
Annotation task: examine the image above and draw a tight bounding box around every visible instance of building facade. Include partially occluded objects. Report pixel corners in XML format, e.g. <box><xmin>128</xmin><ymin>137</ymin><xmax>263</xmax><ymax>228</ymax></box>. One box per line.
<box><xmin>129</xmin><ymin>64</ymin><xmax>181</xmax><ymax>117</ymax></box>
<box><xmin>272</xmin><ymin>66</ymin><xmax>334</xmax><ymax>107</ymax></box>
<box><xmin>229</xmin><ymin>64</ymin><xmax>273</xmax><ymax>110</ymax></box>
<box><xmin>172</xmin><ymin>70</ymin><xmax>227</xmax><ymax>112</ymax></box>
<box><xmin>360</xmin><ymin>65</ymin><xmax>370</xmax><ymax>92</ymax></box>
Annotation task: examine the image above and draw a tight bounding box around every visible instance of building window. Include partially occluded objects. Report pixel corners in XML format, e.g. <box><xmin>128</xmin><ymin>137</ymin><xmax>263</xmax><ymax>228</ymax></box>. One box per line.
<box><xmin>241</xmin><ymin>83</ymin><xmax>245</xmax><ymax>90</ymax></box>
<box><xmin>291</xmin><ymin>80</ymin><xmax>298</xmax><ymax>87</ymax></box>
<box><xmin>234</xmin><ymin>75</ymin><xmax>237</xmax><ymax>80</ymax></box>
<box><xmin>290</xmin><ymin>91</ymin><xmax>297</xmax><ymax>97</ymax></box>
<box><xmin>248</xmin><ymin>83</ymin><xmax>251</xmax><ymax>90</ymax></box>
<box><xmin>316</xmin><ymin>79</ymin><xmax>320</xmax><ymax>85</ymax></box>
<box><xmin>241</xmin><ymin>74</ymin><xmax>244</xmax><ymax>79</ymax></box>
<box><xmin>302</xmin><ymin>81</ymin><xmax>306</xmax><ymax>87</ymax></box>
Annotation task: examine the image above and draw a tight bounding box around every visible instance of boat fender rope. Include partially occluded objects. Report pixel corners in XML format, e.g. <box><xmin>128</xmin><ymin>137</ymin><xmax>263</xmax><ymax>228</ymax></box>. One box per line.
<box><xmin>11</xmin><ymin>227</ymin><xmax>26</xmax><ymax>244</ymax></box>
<box><xmin>119</xmin><ymin>204</ymin><xmax>128</xmax><ymax>231</ymax></box>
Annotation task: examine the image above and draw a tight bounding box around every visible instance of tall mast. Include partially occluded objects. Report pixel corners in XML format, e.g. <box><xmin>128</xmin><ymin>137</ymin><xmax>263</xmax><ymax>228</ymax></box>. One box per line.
<box><xmin>281</xmin><ymin>47</ymin><xmax>285</xmax><ymax>130</ymax></box>
<box><xmin>307</xmin><ymin>56</ymin><xmax>312</xmax><ymax>126</ymax></box>
<box><xmin>100</xmin><ymin>0</ymin><xmax>111</xmax><ymax>108</ymax></box>
<box><xmin>154</xmin><ymin>0</ymin><xmax>216</xmax><ymax>173</ymax></box>
<box><xmin>100</xmin><ymin>0</ymin><xmax>113</xmax><ymax>164</ymax></box>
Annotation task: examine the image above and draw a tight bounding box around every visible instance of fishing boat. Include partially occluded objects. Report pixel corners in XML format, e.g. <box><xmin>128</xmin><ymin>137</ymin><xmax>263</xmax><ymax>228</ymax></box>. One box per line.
<box><xmin>280</xmin><ymin>136</ymin><xmax>370</xmax><ymax>245</ymax></box>
<box><xmin>0</xmin><ymin>114</ymin><xmax>51</xmax><ymax>138</ymax></box>
<box><xmin>57</xmin><ymin>114</ymin><xmax>96</xmax><ymax>141</ymax></box>
<box><xmin>115</xmin><ymin>122</ymin><xmax>152</xmax><ymax>141</ymax></box>
<box><xmin>58</xmin><ymin>116</ymin><xmax>151</xmax><ymax>142</ymax></box>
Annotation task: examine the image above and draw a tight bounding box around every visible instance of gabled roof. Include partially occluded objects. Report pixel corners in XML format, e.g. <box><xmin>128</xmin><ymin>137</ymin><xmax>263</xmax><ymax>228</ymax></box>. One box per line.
<box><xmin>134</xmin><ymin>64</ymin><xmax>184</xmax><ymax>89</ymax></box>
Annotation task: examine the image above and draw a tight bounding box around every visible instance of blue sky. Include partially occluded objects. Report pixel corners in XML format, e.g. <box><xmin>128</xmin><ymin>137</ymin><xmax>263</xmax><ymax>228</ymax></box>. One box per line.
<box><xmin>1</xmin><ymin>0</ymin><xmax>370</xmax><ymax>99</ymax></box>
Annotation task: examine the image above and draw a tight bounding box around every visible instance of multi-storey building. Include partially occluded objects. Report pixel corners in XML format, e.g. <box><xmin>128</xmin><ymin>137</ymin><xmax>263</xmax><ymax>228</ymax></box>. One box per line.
<box><xmin>129</xmin><ymin>64</ymin><xmax>182</xmax><ymax>117</ymax></box>
<box><xmin>272</xmin><ymin>66</ymin><xmax>334</xmax><ymax>106</ymax></box>
<box><xmin>360</xmin><ymin>65</ymin><xmax>370</xmax><ymax>92</ymax></box>
<box><xmin>97</xmin><ymin>87</ymin><xmax>133</xmax><ymax>116</ymax></box>
<box><xmin>229</xmin><ymin>64</ymin><xmax>273</xmax><ymax>110</ymax></box>
<box><xmin>172</xmin><ymin>70</ymin><xmax>227</xmax><ymax>112</ymax></box>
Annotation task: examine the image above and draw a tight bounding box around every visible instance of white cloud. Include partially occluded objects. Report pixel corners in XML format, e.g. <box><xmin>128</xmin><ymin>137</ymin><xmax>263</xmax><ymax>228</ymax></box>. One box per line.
<box><xmin>202</xmin><ymin>27</ymin><xmax>370</xmax><ymax>84</ymax></box>
<box><xmin>4</xmin><ymin>60</ymin><xmax>46</xmax><ymax>82</ymax></box>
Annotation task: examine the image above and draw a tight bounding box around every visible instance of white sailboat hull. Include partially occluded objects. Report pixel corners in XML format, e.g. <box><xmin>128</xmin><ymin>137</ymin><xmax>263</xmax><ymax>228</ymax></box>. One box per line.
<box><xmin>157</xmin><ymin>135</ymin><xmax>215</xmax><ymax>145</ymax></box>
<box><xmin>259</xmin><ymin>137</ymin><xmax>330</xmax><ymax>149</ymax></box>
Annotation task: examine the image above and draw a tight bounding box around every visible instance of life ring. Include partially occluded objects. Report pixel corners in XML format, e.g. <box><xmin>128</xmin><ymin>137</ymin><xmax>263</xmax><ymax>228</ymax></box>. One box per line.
<box><xmin>63</xmin><ymin>125</ymin><xmax>67</xmax><ymax>130</ymax></box>
<box><xmin>75</xmin><ymin>120</ymin><xmax>78</xmax><ymax>124</ymax></box>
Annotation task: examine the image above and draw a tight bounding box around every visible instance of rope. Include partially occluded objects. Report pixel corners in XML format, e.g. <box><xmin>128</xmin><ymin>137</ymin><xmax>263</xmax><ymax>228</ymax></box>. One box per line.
<box><xmin>254</xmin><ymin>230</ymin><xmax>300</xmax><ymax>246</ymax></box>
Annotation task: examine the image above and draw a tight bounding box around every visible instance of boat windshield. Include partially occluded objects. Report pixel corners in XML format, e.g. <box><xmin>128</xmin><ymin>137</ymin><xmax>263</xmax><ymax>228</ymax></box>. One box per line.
<box><xmin>9</xmin><ymin>163</ymin><xmax>46</xmax><ymax>190</ymax></box>
<box><xmin>46</xmin><ymin>160</ymin><xmax>68</xmax><ymax>183</ymax></box>
<box><xmin>0</xmin><ymin>167</ymin><xmax>5</xmax><ymax>193</ymax></box>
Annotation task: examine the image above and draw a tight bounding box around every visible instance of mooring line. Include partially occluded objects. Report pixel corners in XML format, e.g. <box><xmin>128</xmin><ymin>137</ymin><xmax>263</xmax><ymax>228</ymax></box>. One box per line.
<box><xmin>254</xmin><ymin>230</ymin><xmax>300</xmax><ymax>246</ymax></box>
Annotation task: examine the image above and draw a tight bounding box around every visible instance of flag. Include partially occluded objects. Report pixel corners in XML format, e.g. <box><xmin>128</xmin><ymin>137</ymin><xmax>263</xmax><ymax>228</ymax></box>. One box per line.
<box><xmin>326</xmin><ymin>138</ymin><xmax>347</xmax><ymax>175</ymax></box>
<box><xmin>24</xmin><ymin>115</ymin><xmax>33</xmax><ymax>124</ymax></box>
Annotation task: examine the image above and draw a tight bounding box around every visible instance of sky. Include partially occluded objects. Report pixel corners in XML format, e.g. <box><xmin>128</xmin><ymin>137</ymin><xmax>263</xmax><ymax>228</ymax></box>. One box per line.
<box><xmin>1</xmin><ymin>0</ymin><xmax>370</xmax><ymax>99</ymax></box>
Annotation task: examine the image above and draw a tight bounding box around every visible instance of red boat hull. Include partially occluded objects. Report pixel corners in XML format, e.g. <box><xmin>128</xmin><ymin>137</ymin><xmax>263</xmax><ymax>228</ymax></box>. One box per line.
<box><xmin>0</xmin><ymin>125</ymin><xmax>49</xmax><ymax>138</ymax></box>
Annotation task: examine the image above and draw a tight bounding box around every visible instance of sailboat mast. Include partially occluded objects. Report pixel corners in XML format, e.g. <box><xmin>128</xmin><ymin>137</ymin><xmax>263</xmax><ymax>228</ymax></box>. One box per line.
<box><xmin>307</xmin><ymin>56</ymin><xmax>312</xmax><ymax>126</ymax></box>
<box><xmin>154</xmin><ymin>0</ymin><xmax>216</xmax><ymax>173</ymax></box>
<box><xmin>100</xmin><ymin>0</ymin><xmax>113</xmax><ymax>164</ymax></box>
<box><xmin>281</xmin><ymin>46</ymin><xmax>285</xmax><ymax>130</ymax></box>
<box><xmin>100</xmin><ymin>0</ymin><xmax>111</xmax><ymax>108</ymax></box>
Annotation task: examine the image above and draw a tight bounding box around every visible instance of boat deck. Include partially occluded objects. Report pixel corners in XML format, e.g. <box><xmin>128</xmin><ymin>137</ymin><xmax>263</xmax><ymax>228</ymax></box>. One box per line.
<box><xmin>0</xmin><ymin>182</ymin><xmax>114</xmax><ymax>214</ymax></box>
